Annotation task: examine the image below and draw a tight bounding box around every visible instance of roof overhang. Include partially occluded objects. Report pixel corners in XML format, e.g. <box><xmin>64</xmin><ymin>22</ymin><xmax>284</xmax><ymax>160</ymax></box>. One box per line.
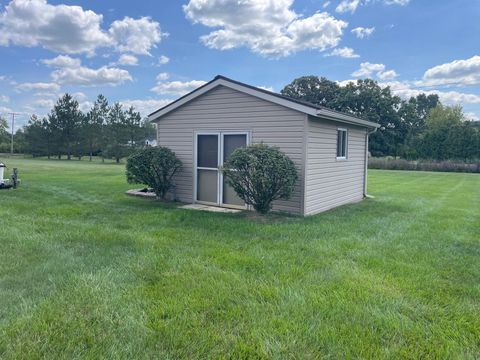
<box><xmin>149</xmin><ymin>76</ymin><xmax>380</xmax><ymax>129</ymax></box>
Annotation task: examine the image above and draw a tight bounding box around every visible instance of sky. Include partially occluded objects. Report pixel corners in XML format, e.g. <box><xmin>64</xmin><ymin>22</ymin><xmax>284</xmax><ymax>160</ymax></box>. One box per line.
<box><xmin>0</xmin><ymin>0</ymin><xmax>479</xmax><ymax>131</ymax></box>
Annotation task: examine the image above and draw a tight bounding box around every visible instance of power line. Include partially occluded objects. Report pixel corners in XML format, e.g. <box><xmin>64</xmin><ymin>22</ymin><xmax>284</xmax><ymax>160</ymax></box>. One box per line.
<box><xmin>7</xmin><ymin>112</ymin><xmax>21</xmax><ymax>156</ymax></box>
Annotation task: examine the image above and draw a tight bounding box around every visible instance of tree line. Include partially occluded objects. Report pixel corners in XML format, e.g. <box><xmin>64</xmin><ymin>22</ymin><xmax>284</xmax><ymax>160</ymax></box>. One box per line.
<box><xmin>281</xmin><ymin>76</ymin><xmax>480</xmax><ymax>161</ymax></box>
<box><xmin>0</xmin><ymin>117</ymin><xmax>10</xmax><ymax>153</ymax></box>
<box><xmin>0</xmin><ymin>94</ymin><xmax>155</xmax><ymax>162</ymax></box>
<box><xmin>1</xmin><ymin>77</ymin><xmax>479</xmax><ymax>162</ymax></box>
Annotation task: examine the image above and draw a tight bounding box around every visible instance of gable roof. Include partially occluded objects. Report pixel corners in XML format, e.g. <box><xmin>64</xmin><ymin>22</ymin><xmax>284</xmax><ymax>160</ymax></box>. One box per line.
<box><xmin>148</xmin><ymin>75</ymin><xmax>380</xmax><ymax>129</ymax></box>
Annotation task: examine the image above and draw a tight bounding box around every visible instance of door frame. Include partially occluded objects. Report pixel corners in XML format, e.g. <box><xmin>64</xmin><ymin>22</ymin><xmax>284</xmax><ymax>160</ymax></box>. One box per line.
<box><xmin>194</xmin><ymin>130</ymin><xmax>250</xmax><ymax>209</ymax></box>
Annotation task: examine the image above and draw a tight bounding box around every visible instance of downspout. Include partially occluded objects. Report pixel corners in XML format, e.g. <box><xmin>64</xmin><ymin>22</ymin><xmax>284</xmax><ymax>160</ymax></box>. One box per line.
<box><xmin>363</xmin><ymin>127</ymin><xmax>377</xmax><ymax>197</ymax></box>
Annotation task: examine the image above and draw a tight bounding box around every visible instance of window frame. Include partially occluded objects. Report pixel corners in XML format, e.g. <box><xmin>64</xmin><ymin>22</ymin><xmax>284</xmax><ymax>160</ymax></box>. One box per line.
<box><xmin>336</xmin><ymin>128</ymin><xmax>348</xmax><ymax>160</ymax></box>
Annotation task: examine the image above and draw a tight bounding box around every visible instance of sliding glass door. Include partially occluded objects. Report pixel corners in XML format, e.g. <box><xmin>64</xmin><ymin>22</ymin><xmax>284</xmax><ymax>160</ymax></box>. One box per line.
<box><xmin>195</xmin><ymin>132</ymin><xmax>248</xmax><ymax>207</ymax></box>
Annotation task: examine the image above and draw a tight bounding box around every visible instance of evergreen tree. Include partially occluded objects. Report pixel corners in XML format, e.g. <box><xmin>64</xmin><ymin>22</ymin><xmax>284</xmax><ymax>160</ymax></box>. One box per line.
<box><xmin>124</xmin><ymin>106</ymin><xmax>142</xmax><ymax>148</ymax></box>
<box><xmin>48</xmin><ymin>93</ymin><xmax>82</xmax><ymax>160</ymax></box>
<box><xmin>104</xmin><ymin>102</ymin><xmax>128</xmax><ymax>163</ymax></box>
<box><xmin>85</xmin><ymin>94</ymin><xmax>109</xmax><ymax>161</ymax></box>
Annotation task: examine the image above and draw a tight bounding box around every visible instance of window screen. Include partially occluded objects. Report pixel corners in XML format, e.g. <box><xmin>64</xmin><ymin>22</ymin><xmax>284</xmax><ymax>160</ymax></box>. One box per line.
<box><xmin>223</xmin><ymin>134</ymin><xmax>247</xmax><ymax>161</ymax></box>
<box><xmin>197</xmin><ymin>135</ymin><xmax>218</xmax><ymax>168</ymax></box>
<box><xmin>336</xmin><ymin>129</ymin><xmax>347</xmax><ymax>158</ymax></box>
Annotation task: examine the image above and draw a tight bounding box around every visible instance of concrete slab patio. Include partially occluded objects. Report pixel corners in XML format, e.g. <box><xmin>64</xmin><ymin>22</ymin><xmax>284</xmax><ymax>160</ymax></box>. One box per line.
<box><xmin>179</xmin><ymin>204</ymin><xmax>241</xmax><ymax>213</ymax></box>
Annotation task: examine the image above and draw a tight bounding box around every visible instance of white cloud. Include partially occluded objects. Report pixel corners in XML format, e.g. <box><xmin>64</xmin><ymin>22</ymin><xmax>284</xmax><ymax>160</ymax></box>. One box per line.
<box><xmin>52</xmin><ymin>66</ymin><xmax>132</xmax><ymax>87</ymax></box>
<box><xmin>385</xmin><ymin>0</ymin><xmax>410</xmax><ymax>5</ymax></box>
<box><xmin>0</xmin><ymin>106</ymin><xmax>13</xmax><ymax>114</ymax></box>
<box><xmin>465</xmin><ymin>112</ymin><xmax>479</xmax><ymax>121</ymax></box>
<box><xmin>72</xmin><ymin>92</ymin><xmax>87</xmax><ymax>102</ymax></box>
<box><xmin>336</xmin><ymin>0</ymin><xmax>360</xmax><ymax>13</ymax></box>
<box><xmin>151</xmin><ymin>80</ymin><xmax>207</xmax><ymax>96</ymax></box>
<box><xmin>326</xmin><ymin>47</ymin><xmax>359</xmax><ymax>58</ymax></box>
<box><xmin>377</xmin><ymin>69</ymin><xmax>398</xmax><ymax>80</ymax></box>
<box><xmin>0</xmin><ymin>95</ymin><xmax>9</xmax><ymax>103</ymax></box>
<box><xmin>351</xmin><ymin>62</ymin><xmax>398</xmax><ymax>79</ymax></box>
<box><xmin>156</xmin><ymin>72</ymin><xmax>169</xmax><ymax>81</ymax></box>
<box><xmin>30</xmin><ymin>91</ymin><xmax>86</xmax><ymax>111</ymax></box>
<box><xmin>380</xmin><ymin>80</ymin><xmax>480</xmax><ymax>105</ymax></box>
<box><xmin>351</xmin><ymin>26</ymin><xmax>375</xmax><ymax>39</ymax></box>
<box><xmin>0</xmin><ymin>0</ymin><xmax>110</xmax><ymax>55</ymax></box>
<box><xmin>336</xmin><ymin>78</ymin><xmax>480</xmax><ymax>110</ymax></box>
<box><xmin>117</xmin><ymin>54</ymin><xmax>138</xmax><ymax>66</ymax></box>
<box><xmin>79</xmin><ymin>101</ymin><xmax>93</xmax><ymax>113</ymax></box>
<box><xmin>108</xmin><ymin>16</ymin><xmax>165</xmax><ymax>55</ymax></box>
<box><xmin>352</xmin><ymin>62</ymin><xmax>385</xmax><ymax>77</ymax></box>
<box><xmin>336</xmin><ymin>0</ymin><xmax>409</xmax><ymax>14</ymax></box>
<box><xmin>33</xmin><ymin>91</ymin><xmax>59</xmax><ymax>98</ymax></box>
<box><xmin>34</xmin><ymin>98</ymin><xmax>55</xmax><ymax>108</ymax></box>
<box><xmin>42</xmin><ymin>55</ymin><xmax>81</xmax><ymax>68</ymax></box>
<box><xmin>120</xmin><ymin>99</ymin><xmax>173</xmax><ymax>118</ymax></box>
<box><xmin>43</xmin><ymin>55</ymin><xmax>132</xmax><ymax>86</ymax></box>
<box><xmin>258</xmin><ymin>86</ymin><xmax>275</xmax><ymax>92</ymax></box>
<box><xmin>0</xmin><ymin>0</ymin><xmax>165</xmax><ymax>55</ymax></box>
<box><xmin>420</xmin><ymin>55</ymin><xmax>480</xmax><ymax>87</ymax></box>
<box><xmin>323</xmin><ymin>1</ymin><xmax>331</xmax><ymax>8</ymax></box>
<box><xmin>158</xmin><ymin>55</ymin><xmax>170</xmax><ymax>65</ymax></box>
<box><xmin>16</xmin><ymin>82</ymin><xmax>60</xmax><ymax>92</ymax></box>
<box><xmin>184</xmin><ymin>0</ymin><xmax>347</xmax><ymax>57</ymax></box>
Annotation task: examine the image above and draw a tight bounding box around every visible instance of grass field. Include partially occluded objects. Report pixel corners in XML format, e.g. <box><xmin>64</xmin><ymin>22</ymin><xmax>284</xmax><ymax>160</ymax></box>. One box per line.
<box><xmin>0</xmin><ymin>158</ymin><xmax>479</xmax><ymax>359</ymax></box>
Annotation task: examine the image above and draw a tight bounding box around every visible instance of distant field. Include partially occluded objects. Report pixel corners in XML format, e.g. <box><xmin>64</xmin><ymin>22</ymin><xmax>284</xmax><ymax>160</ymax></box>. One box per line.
<box><xmin>1</xmin><ymin>158</ymin><xmax>479</xmax><ymax>359</ymax></box>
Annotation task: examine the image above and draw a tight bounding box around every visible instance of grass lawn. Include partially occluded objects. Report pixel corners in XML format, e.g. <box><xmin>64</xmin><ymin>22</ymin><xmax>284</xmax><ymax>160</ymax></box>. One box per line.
<box><xmin>0</xmin><ymin>158</ymin><xmax>479</xmax><ymax>359</ymax></box>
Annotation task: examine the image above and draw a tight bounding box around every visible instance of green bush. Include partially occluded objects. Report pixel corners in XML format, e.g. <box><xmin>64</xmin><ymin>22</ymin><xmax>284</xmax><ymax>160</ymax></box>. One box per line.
<box><xmin>368</xmin><ymin>157</ymin><xmax>480</xmax><ymax>173</ymax></box>
<box><xmin>222</xmin><ymin>143</ymin><xmax>298</xmax><ymax>214</ymax></box>
<box><xmin>126</xmin><ymin>147</ymin><xmax>182</xmax><ymax>199</ymax></box>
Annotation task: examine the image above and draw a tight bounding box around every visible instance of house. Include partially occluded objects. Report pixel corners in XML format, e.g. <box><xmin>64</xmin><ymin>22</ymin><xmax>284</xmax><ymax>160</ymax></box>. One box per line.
<box><xmin>148</xmin><ymin>75</ymin><xmax>380</xmax><ymax>216</ymax></box>
<box><xmin>145</xmin><ymin>138</ymin><xmax>157</xmax><ymax>147</ymax></box>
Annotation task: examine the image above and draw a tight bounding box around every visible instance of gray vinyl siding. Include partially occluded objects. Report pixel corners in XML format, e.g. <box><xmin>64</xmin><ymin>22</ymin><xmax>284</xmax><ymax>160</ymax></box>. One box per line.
<box><xmin>305</xmin><ymin>116</ymin><xmax>367</xmax><ymax>216</ymax></box>
<box><xmin>157</xmin><ymin>85</ymin><xmax>306</xmax><ymax>215</ymax></box>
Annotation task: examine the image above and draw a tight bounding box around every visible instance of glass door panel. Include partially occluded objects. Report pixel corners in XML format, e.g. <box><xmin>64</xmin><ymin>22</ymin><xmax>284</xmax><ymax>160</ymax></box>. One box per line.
<box><xmin>222</xmin><ymin>134</ymin><xmax>247</xmax><ymax>207</ymax></box>
<box><xmin>196</xmin><ymin>134</ymin><xmax>219</xmax><ymax>203</ymax></box>
<box><xmin>197</xmin><ymin>169</ymin><xmax>218</xmax><ymax>203</ymax></box>
<box><xmin>197</xmin><ymin>135</ymin><xmax>218</xmax><ymax>168</ymax></box>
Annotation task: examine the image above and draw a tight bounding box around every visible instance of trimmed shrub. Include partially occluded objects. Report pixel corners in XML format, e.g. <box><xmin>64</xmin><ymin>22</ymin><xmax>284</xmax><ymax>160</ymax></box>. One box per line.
<box><xmin>368</xmin><ymin>157</ymin><xmax>480</xmax><ymax>173</ymax></box>
<box><xmin>126</xmin><ymin>147</ymin><xmax>182</xmax><ymax>199</ymax></box>
<box><xmin>222</xmin><ymin>143</ymin><xmax>298</xmax><ymax>214</ymax></box>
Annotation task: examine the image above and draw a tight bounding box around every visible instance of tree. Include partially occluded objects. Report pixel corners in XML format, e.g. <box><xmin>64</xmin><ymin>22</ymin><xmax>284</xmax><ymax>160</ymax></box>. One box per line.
<box><xmin>104</xmin><ymin>102</ymin><xmax>128</xmax><ymax>163</ymax></box>
<box><xmin>0</xmin><ymin>117</ymin><xmax>7</xmax><ymax>136</ymax></box>
<box><xmin>13</xmin><ymin>128</ymin><xmax>27</xmax><ymax>154</ymax></box>
<box><xmin>397</xmin><ymin>94</ymin><xmax>440</xmax><ymax>159</ymax></box>
<box><xmin>48</xmin><ymin>93</ymin><xmax>82</xmax><ymax>160</ymax></box>
<box><xmin>21</xmin><ymin>94</ymin><xmax>152</xmax><ymax>160</ymax></box>
<box><xmin>338</xmin><ymin>80</ymin><xmax>404</xmax><ymax>156</ymax></box>
<box><xmin>222</xmin><ymin>143</ymin><xmax>298</xmax><ymax>214</ymax></box>
<box><xmin>85</xmin><ymin>94</ymin><xmax>109</xmax><ymax>161</ymax></box>
<box><xmin>281</xmin><ymin>76</ymin><xmax>341</xmax><ymax>108</ymax></box>
<box><xmin>0</xmin><ymin>117</ymin><xmax>10</xmax><ymax>153</ymax></box>
<box><xmin>281</xmin><ymin>77</ymin><xmax>404</xmax><ymax>157</ymax></box>
<box><xmin>124</xmin><ymin>106</ymin><xmax>143</xmax><ymax>148</ymax></box>
<box><xmin>126</xmin><ymin>147</ymin><xmax>182</xmax><ymax>199</ymax></box>
<box><xmin>23</xmin><ymin>115</ymin><xmax>52</xmax><ymax>157</ymax></box>
<box><xmin>416</xmin><ymin>105</ymin><xmax>476</xmax><ymax>160</ymax></box>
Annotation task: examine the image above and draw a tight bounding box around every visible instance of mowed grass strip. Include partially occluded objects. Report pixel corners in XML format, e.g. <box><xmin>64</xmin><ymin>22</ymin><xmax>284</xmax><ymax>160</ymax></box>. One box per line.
<box><xmin>0</xmin><ymin>159</ymin><xmax>479</xmax><ymax>359</ymax></box>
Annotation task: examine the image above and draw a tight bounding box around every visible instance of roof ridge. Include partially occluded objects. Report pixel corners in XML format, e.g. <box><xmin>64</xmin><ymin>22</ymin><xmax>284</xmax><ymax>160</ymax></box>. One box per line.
<box><xmin>148</xmin><ymin>75</ymin><xmax>379</xmax><ymax>129</ymax></box>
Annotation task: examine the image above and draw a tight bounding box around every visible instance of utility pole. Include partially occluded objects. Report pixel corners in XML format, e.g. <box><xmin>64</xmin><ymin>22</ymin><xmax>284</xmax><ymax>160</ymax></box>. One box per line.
<box><xmin>8</xmin><ymin>112</ymin><xmax>21</xmax><ymax>156</ymax></box>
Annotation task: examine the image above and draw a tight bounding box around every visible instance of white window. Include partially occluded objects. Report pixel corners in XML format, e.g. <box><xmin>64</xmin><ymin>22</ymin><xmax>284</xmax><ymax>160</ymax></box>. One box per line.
<box><xmin>336</xmin><ymin>128</ymin><xmax>347</xmax><ymax>159</ymax></box>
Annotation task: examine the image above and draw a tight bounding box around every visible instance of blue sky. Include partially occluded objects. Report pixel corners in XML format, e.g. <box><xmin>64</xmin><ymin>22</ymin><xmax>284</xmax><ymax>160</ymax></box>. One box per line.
<box><xmin>0</xmin><ymin>0</ymin><xmax>479</xmax><ymax>130</ymax></box>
